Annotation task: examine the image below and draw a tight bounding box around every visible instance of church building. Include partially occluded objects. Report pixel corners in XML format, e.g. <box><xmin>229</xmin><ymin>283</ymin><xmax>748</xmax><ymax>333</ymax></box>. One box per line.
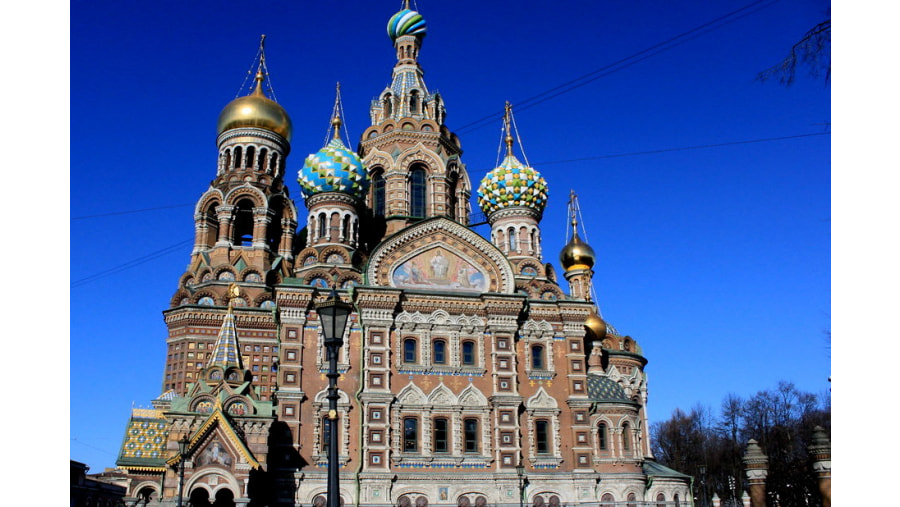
<box><xmin>113</xmin><ymin>4</ymin><xmax>692</xmax><ymax>506</ymax></box>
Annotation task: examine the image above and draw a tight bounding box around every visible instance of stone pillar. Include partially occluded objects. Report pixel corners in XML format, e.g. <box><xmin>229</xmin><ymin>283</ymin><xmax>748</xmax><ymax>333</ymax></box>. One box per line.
<box><xmin>742</xmin><ymin>439</ymin><xmax>768</xmax><ymax>507</ymax></box>
<box><xmin>807</xmin><ymin>426</ymin><xmax>831</xmax><ymax>507</ymax></box>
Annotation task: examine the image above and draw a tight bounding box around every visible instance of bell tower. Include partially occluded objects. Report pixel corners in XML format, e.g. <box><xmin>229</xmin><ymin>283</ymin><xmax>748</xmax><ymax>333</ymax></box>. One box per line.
<box><xmin>359</xmin><ymin>4</ymin><xmax>471</xmax><ymax>244</ymax></box>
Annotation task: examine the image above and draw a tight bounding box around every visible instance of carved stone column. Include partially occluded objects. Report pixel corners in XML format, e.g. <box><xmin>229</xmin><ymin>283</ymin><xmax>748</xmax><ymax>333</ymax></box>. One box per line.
<box><xmin>807</xmin><ymin>426</ymin><xmax>831</xmax><ymax>507</ymax></box>
<box><xmin>742</xmin><ymin>439</ymin><xmax>768</xmax><ymax>507</ymax></box>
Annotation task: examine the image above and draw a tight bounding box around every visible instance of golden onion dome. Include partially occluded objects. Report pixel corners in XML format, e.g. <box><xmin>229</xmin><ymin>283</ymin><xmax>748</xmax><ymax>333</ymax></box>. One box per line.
<box><xmin>216</xmin><ymin>70</ymin><xmax>292</xmax><ymax>141</ymax></box>
<box><xmin>559</xmin><ymin>232</ymin><xmax>596</xmax><ymax>272</ymax></box>
<box><xmin>584</xmin><ymin>309</ymin><xmax>607</xmax><ymax>342</ymax></box>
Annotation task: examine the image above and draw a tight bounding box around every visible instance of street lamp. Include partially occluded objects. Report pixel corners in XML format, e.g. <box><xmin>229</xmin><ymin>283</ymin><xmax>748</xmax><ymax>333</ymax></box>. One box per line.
<box><xmin>698</xmin><ymin>465</ymin><xmax>707</xmax><ymax>507</ymax></box>
<box><xmin>516</xmin><ymin>464</ymin><xmax>526</xmax><ymax>507</ymax></box>
<box><xmin>317</xmin><ymin>287</ymin><xmax>352</xmax><ymax>507</ymax></box>
<box><xmin>176</xmin><ymin>435</ymin><xmax>190</xmax><ymax>507</ymax></box>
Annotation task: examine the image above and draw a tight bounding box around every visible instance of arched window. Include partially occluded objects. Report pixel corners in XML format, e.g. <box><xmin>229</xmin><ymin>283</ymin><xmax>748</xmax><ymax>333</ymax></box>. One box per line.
<box><xmin>508</xmin><ymin>227</ymin><xmax>517</xmax><ymax>252</ymax></box>
<box><xmin>403</xmin><ymin>417</ymin><xmax>418</xmax><ymax>452</ymax></box>
<box><xmin>410</xmin><ymin>90</ymin><xmax>419</xmax><ymax>114</ymax></box>
<box><xmin>600</xmin><ymin>494</ymin><xmax>615</xmax><ymax>507</ymax></box>
<box><xmin>447</xmin><ymin>172</ymin><xmax>459</xmax><ymax>220</ymax></box>
<box><xmin>258</xmin><ymin>148</ymin><xmax>268</xmax><ymax>171</ymax></box>
<box><xmin>598</xmin><ymin>422</ymin><xmax>608</xmax><ymax>450</ymax></box>
<box><xmin>433</xmin><ymin>340</ymin><xmax>446</xmax><ymax>364</ymax></box>
<box><xmin>409</xmin><ymin>167</ymin><xmax>426</xmax><ymax>218</ymax></box>
<box><xmin>232</xmin><ymin>199</ymin><xmax>255</xmax><ymax>246</ymax></box>
<box><xmin>245</xmin><ymin>146</ymin><xmax>255</xmax><ymax>169</ymax></box>
<box><xmin>674</xmin><ymin>494</ymin><xmax>681</xmax><ymax>507</ymax></box>
<box><xmin>461</xmin><ymin>341</ymin><xmax>476</xmax><ymax>366</ymax></box>
<box><xmin>531</xmin><ymin>344</ymin><xmax>545</xmax><ymax>370</ymax></box>
<box><xmin>266</xmin><ymin>196</ymin><xmax>283</xmax><ymax>252</ymax></box>
<box><xmin>383</xmin><ymin>94</ymin><xmax>393</xmax><ymax>117</ymax></box>
<box><xmin>404</xmin><ymin>338</ymin><xmax>418</xmax><ymax>364</ymax></box>
<box><xmin>234</xmin><ymin>146</ymin><xmax>243</xmax><ymax>168</ymax></box>
<box><xmin>535</xmin><ymin>419</ymin><xmax>550</xmax><ymax>454</ymax></box>
<box><xmin>203</xmin><ymin>201</ymin><xmax>219</xmax><ymax>248</ymax></box>
<box><xmin>464</xmin><ymin>418</ymin><xmax>479</xmax><ymax>453</ymax></box>
<box><xmin>318</xmin><ymin>213</ymin><xmax>328</xmax><ymax>239</ymax></box>
<box><xmin>656</xmin><ymin>493</ymin><xmax>666</xmax><ymax>507</ymax></box>
<box><xmin>270</xmin><ymin>152</ymin><xmax>279</xmax><ymax>174</ymax></box>
<box><xmin>622</xmin><ymin>422</ymin><xmax>632</xmax><ymax>451</ymax></box>
<box><xmin>342</xmin><ymin>215</ymin><xmax>352</xmax><ymax>241</ymax></box>
<box><xmin>433</xmin><ymin>417</ymin><xmax>449</xmax><ymax>453</ymax></box>
<box><xmin>223</xmin><ymin>149</ymin><xmax>232</xmax><ymax>171</ymax></box>
<box><xmin>372</xmin><ymin>170</ymin><xmax>386</xmax><ymax>216</ymax></box>
<box><xmin>626</xmin><ymin>492</ymin><xmax>637</xmax><ymax>507</ymax></box>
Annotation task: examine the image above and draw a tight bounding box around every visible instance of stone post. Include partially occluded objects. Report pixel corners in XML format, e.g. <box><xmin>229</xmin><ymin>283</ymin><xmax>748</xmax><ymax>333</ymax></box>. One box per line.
<box><xmin>807</xmin><ymin>426</ymin><xmax>831</xmax><ymax>507</ymax></box>
<box><xmin>742</xmin><ymin>439</ymin><xmax>768</xmax><ymax>507</ymax></box>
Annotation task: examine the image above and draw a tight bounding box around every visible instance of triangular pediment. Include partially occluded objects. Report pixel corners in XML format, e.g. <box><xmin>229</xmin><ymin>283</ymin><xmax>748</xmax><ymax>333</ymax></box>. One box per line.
<box><xmin>366</xmin><ymin>218</ymin><xmax>515</xmax><ymax>294</ymax></box>
<box><xmin>166</xmin><ymin>407</ymin><xmax>260</xmax><ymax>469</ymax></box>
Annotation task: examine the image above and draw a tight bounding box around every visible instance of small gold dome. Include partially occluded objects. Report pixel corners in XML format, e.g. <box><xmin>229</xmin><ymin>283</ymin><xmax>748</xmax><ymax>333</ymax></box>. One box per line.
<box><xmin>584</xmin><ymin>310</ymin><xmax>607</xmax><ymax>341</ymax></box>
<box><xmin>217</xmin><ymin>71</ymin><xmax>292</xmax><ymax>141</ymax></box>
<box><xmin>559</xmin><ymin>233</ymin><xmax>596</xmax><ymax>272</ymax></box>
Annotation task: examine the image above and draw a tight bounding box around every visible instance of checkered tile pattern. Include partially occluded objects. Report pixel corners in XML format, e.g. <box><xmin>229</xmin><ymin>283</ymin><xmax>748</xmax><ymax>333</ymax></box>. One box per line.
<box><xmin>298</xmin><ymin>138</ymin><xmax>369</xmax><ymax>199</ymax></box>
<box><xmin>477</xmin><ymin>154</ymin><xmax>549</xmax><ymax>215</ymax></box>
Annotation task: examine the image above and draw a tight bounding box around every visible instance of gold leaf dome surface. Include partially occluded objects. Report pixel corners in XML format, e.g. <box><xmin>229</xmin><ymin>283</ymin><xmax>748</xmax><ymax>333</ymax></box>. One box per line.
<box><xmin>216</xmin><ymin>73</ymin><xmax>292</xmax><ymax>141</ymax></box>
<box><xmin>584</xmin><ymin>310</ymin><xmax>607</xmax><ymax>341</ymax></box>
<box><xmin>559</xmin><ymin>233</ymin><xmax>596</xmax><ymax>271</ymax></box>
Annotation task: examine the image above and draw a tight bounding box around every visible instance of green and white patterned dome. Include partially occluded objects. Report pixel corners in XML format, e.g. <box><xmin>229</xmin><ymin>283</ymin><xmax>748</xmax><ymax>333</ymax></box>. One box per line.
<box><xmin>387</xmin><ymin>8</ymin><xmax>427</xmax><ymax>41</ymax></box>
<box><xmin>477</xmin><ymin>154</ymin><xmax>549</xmax><ymax>216</ymax></box>
<box><xmin>298</xmin><ymin>137</ymin><xmax>369</xmax><ymax>200</ymax></box>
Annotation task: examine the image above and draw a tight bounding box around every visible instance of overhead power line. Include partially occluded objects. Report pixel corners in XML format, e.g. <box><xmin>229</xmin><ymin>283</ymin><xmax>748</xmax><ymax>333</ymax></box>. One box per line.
<box><xmin>72</xmin><ymin>203</ymin><xmax>194</xmax><ymax>220</ymax></box>
<box><xmin>456</xmin><ymin>0</ymin><xmax>782</xmax><ymax>135</ymax></box>
<box><xmin>71</xmin><ymin>239</ymin><xmax>193</xmax><ymax>288</ymax></box>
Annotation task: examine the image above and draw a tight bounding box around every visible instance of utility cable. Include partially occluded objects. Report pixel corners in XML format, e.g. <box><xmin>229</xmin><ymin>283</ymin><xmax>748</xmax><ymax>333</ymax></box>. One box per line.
<box><xmin>455</xmin><ymin>0</ymin><xmax>781</xmax><ymax>135</ymax></box>
<box><xmin>71</xmin><ymin>239</ymin><xmax>194</xmax><ymax>288</ymax></box>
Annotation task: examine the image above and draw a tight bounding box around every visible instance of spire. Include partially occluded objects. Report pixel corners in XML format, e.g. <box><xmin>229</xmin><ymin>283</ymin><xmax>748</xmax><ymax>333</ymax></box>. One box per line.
<box><xmin>207</xmin><ymin>284</ymin><xmax>244</xmax><ymax>370</ymax></box>
<box><xmin>504</xmin><ymin>102</ymin><xmax>514</xmax><ymax>157</ymax></box>
<box><xmin>330</xmin><ymin>82</ymin><xmax>343</xmax><ymax>141</ymax></box>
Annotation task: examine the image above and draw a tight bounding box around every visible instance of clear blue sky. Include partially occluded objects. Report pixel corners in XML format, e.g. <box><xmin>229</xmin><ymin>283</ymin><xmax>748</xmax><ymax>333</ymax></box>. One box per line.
<box><xmin>68</xmin><ymin>0</ymin><xmax>831</xmax><ymax>473</ymax></box>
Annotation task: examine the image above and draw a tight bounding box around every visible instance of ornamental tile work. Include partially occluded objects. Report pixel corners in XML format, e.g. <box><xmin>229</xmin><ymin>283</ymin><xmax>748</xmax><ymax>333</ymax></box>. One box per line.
<box><xmin>387</xmin><ymin>8</ymin><xmax>427</xmax><ymax>41</ymax></box>
<box><xmin>118</xmin><ymin>412</ymin><xmax>169</xmax><ymax>464</ymax></box>
<box><xmin>299</xmin><ymin>138</ymin><xmax>369</xmax><ymax>199</ymax></box>
<box><xmin>477</xmin><ymin>155</ymin><xmax>549</xmax><ymax>215</ymax></box>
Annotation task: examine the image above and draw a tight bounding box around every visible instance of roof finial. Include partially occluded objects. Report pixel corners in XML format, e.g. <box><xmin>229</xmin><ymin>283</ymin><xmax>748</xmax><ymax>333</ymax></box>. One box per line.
<box><xmin>331</xmin><ymin>82</ymin><xmax>343</xmax><ymax>140</ymax></box>
<box><xmin>568</xmin><ymin>190</ymin><xmax>580</xmax><ymax>235</ymax></box>
<box><xmin>504</xmin><ymin>101</ymin><xmax>514</xmax><ymax>157</ymax></box>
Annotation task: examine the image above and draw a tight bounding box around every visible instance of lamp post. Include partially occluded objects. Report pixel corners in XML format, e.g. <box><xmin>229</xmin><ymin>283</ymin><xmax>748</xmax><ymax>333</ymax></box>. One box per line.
<box><xmin>699</xmin><ymin>465</ymin><xmax>707</xmax><ymax>507</ymax></box>
<box><xmin>176</xmin><ymin>435</ymin><xmax>189</xmax><ymax>507</ymax></box>
<box><xmin>516</xmin><ymin>464</ymin><xmax>526</xmax><ymax>507</ymax></box>
<box><xmin>317</xmin><ymin>287</ymin><xmax>352</xmax><ymax>507</ymax></box>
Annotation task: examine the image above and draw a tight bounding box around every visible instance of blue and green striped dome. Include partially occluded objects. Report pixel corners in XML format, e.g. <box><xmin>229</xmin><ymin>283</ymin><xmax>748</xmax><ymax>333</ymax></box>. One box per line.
<box><xmin>388</xmin><ymin>8</ymin><xmax>427</xmax><ymax>41</ymax></box>
<box><xmin>298</xmin><ymin>138</ymin><xmax>369</xmax><ymax>200</ymax></box>
<box><xmin>477</xmin><ymin>155</ymin><xmax>549</xmax><ymax>216</ymax></box>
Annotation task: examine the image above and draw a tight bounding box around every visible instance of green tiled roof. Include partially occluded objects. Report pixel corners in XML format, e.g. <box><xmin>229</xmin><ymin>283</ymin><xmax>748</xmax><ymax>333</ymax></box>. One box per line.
<box><xmin>586</xmin><ymin>374</ymin><xmax>629</xmax><ymax>402</ymax></box>
<box><xmin>116</xmin><ymin>410</ymin><xmax>169</xmax><ymax>467</ymax></box>
<box><xmin>643</xmin><ymin>459</ymin><xmax>692</xmax><ymax>478</ymax></box>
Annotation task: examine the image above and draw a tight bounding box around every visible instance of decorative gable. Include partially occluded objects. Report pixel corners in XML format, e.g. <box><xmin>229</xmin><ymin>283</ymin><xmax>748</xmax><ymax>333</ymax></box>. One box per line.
<box><xmin>366</xmin><ymin>217</ymin><xmax>515</xmax><ymax>294</ymax></box>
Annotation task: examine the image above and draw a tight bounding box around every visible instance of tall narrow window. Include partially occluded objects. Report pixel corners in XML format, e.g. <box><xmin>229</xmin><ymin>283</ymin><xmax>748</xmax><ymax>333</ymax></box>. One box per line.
<box><xmin>598</xmin><ymin>422</ymin><xmax>608</xmax><ymax>450</ymax></box>
<box><xmin>318</xmin><ymin>213</ymin><xmax>327</xmax><ymax>239</ymax></box>
<box><xmin>433</xmin><ymin>340</ymin><xmax>446</xmax><ymax>365</ymax></box>
<box><xmin>410</xmin><ymin>167</ymin><xmax>426</xmax><ymax>218</ymax></box>
<box><xmin>535</xmin><ymin>420</ymin><xmax>550</xmax><ymax>454</ymax></box>
<box><xmin>270</xmin><ymin>152</ymin><xmax>279</xmax><ymax>174</ymax></box>
<box><xmin>531</xmin><ymin>345</ymin><xmax>545</xmax><ymax>370</ymax></box>
<box><xmin>233</xmin><ymin>199</ymin><xmax>255</xmax><ymax>246</ymax></box>
<box><xmin>433</xmin><ymin>418</ymin><xmax>449</xmax><ymax>453</ymax></box>
<box><xmin>223</xmin><ymin>149</ymin><xmax>232</xmax><ymax>171</ymax></box>
<box><xmin>383</xmin><ymin>94</ymin><xmax>393</xmax><ymax>117</ymax></box>
<box><xmin>461</xmin><ymin>341</ymin><xmax>475</xmax><ymax>366</ymax></box>
<box><xmin>258</xmin><ymin>148</ymin><xmax>268</xmax><ymax>171</ymax></box>
<box><xmin>410</xmin><ymin>90</ymin><xmax>419</xmax><ymax>114</ymax></box>
<box><xmin>245</xmin><ymin>146</ymin><xmax>255</xmax><ymax>169</ymax></box>
<box><xmin>447</xmin><ymin>173</ymin><xmax>459</xmax><ymax>220</ymax></box>
<box><xmin>342</xmin><ymin>215</ymin><xmax>351</xmax><ymax>241</ymax></box>
<box><xmin>234</xmin><ymin>146</ymin><xmax>243</xmax><ymax>168</ymax></box>
<box><xmin>403</xmin><ymin>339</ymin><xmax>417</xmax><ymax>364</ymax></box>
<box><xmin>372</xmin><ymin>171</ymin><xmax>386</xmax><ymax>216</ymax></box>
<box><xmin>464</xmin><ymin>418</ymin><xmax>479</xmax><ymax>453</ymax></box>
<box><xmin>622</xmin><ymin>422</ymin><xmax>632</xmax><ymax>451</ymax></box>
<box><xmin>508</xmin><ymin>227</ymin><xmax>517</xmax><ymax>252</ymax></box>
<box><xmin>403</xmin><ymin>417</ymin><xmax>418</xmax><ymax>452</ymax></box>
